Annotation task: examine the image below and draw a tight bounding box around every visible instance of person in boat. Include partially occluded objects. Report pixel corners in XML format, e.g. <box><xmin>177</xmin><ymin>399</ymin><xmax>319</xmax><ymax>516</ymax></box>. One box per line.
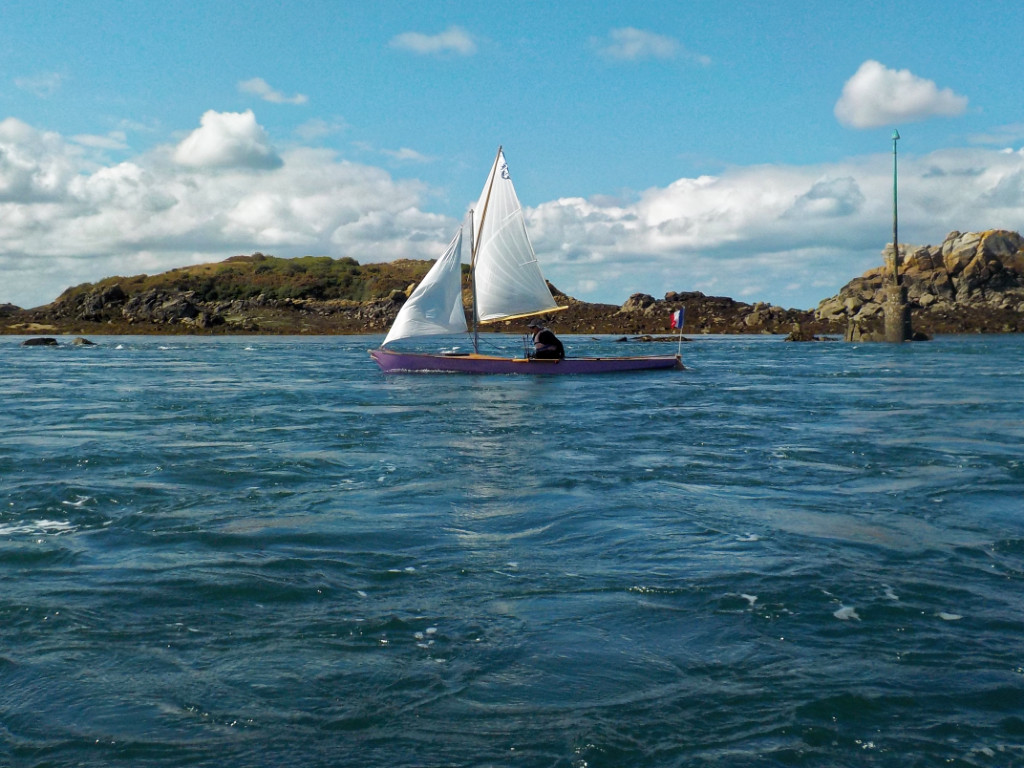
<box><xmin>527</xmin><ymin>320</ymin><xmax>565</xmax><ymax>359</ymax></box>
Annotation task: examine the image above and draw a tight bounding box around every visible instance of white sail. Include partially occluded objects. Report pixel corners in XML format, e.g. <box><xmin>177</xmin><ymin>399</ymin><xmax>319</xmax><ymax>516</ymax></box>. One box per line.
<box><xmin>380</xmin><ymin>227</ymin><xmax>467</xmax><ymax>347</ymax></box>
<box><xmin>472</xmin><ymin>148</ymin><xmax>560</xmax><ymax>323</ymax></box>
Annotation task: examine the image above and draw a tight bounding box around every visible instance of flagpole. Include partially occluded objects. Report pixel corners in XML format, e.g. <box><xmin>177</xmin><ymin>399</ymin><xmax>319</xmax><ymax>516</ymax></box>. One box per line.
<box><xmin>674</xmin><ymin>308</ymin><xmax>685</xmax><ymax>357</ymax></box>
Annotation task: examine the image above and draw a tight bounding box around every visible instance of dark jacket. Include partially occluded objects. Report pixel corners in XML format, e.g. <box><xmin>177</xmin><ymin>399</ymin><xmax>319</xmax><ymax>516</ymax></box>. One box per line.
<box><xmin>532</xmin><ymin>327</ymin><xmax>565</xmax><ymax>359</ymax></box>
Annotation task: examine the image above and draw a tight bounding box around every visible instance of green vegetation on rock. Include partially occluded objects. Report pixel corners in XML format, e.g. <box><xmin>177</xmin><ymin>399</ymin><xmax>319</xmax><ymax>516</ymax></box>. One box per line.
<box><xmin>55</xmin><ymin>253</ymin><xmax>447</xmax><ymax>305</ymax></box>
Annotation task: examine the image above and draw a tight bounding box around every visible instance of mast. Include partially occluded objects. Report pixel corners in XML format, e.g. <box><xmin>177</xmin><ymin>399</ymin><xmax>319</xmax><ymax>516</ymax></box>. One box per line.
<box><xmin>472</xmin><ymin>146</ymin><xmax>502</xmax><ymax>264</ymax></box>
<box><xmin>470</xmin><ymin>146</ymin><xmax>503</xmax><ymax>353</ymax></box>
<box><xmin>469</xmin><ymin>207</ymin><xmax>478</xmax><ymax>353</ymax></box>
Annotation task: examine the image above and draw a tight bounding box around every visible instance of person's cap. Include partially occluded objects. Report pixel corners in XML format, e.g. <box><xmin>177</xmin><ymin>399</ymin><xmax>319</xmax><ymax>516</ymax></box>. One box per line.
<box><xmin>527</xmin><ymin>320</ymin><xmax>543</xmax><ymax>328</ymax></box>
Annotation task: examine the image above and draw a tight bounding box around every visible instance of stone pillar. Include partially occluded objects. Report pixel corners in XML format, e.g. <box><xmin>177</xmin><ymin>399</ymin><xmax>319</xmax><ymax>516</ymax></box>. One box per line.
<box><xmin>883</xmin><ymin>283</ymin><xmax>912</xmax><ymax>342</ymax></box>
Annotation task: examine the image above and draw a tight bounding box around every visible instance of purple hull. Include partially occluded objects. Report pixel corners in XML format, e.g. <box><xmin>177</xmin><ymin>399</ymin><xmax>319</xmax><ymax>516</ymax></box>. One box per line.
<box><xmin>369</xmin><ymin>348</ymin><xmax>682</xmax><ymax>374</ymax></box>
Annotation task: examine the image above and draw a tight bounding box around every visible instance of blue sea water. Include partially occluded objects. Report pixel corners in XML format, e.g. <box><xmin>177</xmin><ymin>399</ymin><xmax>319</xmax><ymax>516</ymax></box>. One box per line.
<box><xmin>2</xmin><ymin>333</ymin><xmax>1023</xmax><ymax>768</ymax></box>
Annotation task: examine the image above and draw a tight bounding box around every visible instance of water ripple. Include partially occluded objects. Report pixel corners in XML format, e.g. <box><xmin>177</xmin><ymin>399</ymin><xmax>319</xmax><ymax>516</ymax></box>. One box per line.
<box><xmin>2</xmin><ymin>334</ymin><xmax>1023</xmax><ymax>766</ymax></box>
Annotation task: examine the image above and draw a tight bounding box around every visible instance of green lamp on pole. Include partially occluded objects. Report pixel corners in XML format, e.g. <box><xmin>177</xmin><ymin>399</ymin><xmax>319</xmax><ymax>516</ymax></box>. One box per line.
<box><xmin>891</xmin><ymin>129</ymin><xmax>900</xmax><ymax>285</ymax></box>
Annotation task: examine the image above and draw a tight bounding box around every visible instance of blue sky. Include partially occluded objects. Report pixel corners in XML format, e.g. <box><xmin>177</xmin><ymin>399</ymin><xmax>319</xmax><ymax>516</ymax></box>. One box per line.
<box><xmin>3</xmin><ymin>0</ymin><xmax>1024</xmax><ymax>309</ymax></box>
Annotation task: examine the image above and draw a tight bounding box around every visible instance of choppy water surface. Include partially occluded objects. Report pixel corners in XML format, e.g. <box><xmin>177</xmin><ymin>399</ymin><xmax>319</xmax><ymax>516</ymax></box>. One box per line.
<box><xmin>2</xmin><ymin>333</ymin><xmax>1023</xmax><ymax>767</ymax></box>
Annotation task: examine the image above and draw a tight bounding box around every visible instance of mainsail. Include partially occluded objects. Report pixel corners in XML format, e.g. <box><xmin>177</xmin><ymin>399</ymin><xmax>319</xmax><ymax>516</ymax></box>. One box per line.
<box><xmin>380</xmin><ymin>227</ymin><xmax>467</xmax><ymax>347</ymax></box>
<box><xmin>472</xmin><ymin>148</ymin><xmax>561</xmax><ymax>323</ymax></box>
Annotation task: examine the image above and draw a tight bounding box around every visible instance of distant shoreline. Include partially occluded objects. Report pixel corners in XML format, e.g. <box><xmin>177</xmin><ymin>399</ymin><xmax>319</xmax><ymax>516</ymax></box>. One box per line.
<box><xmin>6</xmin><ymin>227</ymin><xmax>1024</xmax><ymax>337</ymax></box>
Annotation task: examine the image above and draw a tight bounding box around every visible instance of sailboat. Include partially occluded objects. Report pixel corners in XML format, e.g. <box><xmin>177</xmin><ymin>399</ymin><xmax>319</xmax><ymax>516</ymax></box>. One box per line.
<box><xmin>369</xmin><ymin>147</ymin><xmax>682</xmax><ymax>374</ymax></box>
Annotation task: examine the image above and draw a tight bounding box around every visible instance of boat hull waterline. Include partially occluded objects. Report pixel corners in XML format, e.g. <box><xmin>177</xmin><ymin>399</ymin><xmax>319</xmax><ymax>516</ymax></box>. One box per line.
<box><xmin>370</xmin><ymin>348</ymin><xmax>682</xmax><ymax>374</ymax></box>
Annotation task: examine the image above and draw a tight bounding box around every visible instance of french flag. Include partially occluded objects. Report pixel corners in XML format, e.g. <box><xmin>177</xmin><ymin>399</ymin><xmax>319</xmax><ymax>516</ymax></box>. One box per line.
<box><xmin>670</xmin><ymin>308</ymin><xmax>685</xmax><ymax>329</ymax></box>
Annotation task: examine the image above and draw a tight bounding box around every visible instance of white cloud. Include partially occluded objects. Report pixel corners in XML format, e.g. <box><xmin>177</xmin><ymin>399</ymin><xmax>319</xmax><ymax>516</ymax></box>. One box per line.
<box><xmin>0</xmin><ymin>117</ymin><xmax>449</xmax><ymax>307</ymax></box>
<box><xmin>968</xmin><ymin>122</ymin><xmax>1024</xmax><ymax>147</ymax></box>
<box><xmin>0</xmin><ymin>117</ymin><xmax>79</xmax><ymax>202</ymax></box>
<box><xmin>238</xmin><ymin>77</ymin><xmax>308</xmax><ymax>105</ymax></box>
<box><xmin>390</xmin><ymin>26</ymin><xmax>476</xmax><ymax>56</ymax></box>
<box><xmin>595</xmin><ymin>28</ymin><xmax>710</xmax><ymax>65</ymax></box>
<box><xmin>294</xmin><ymin>118</ymin><xmax>348</xmax><ymax>141</ymax></box>
<box><xmin>527</xmin><ymin>147</ymin><xmax>1024</xmax><ymax>309</ymax></box>
<box><xmin>783</xmin><ymin>176</ymin><xmax>865</xmax><ymax>219</ymax></box>
<box><xmin>835</xmin><ymin>60</ymin><xmax>968</xmax><ymax>129</ymax></box>
<box><xmin>13</xmin><ymin>72</ymin><xmax>64</xmax><ymax>98</ymax></box>
<box><xmin>382</xmin><ymin>147</ymin><xmax>431</xmax><ymax>163</ymax></box>
<box><xmin>173</xmin><ymin>110</ymin><xmax>283</xmax><ymax>170</ymax></box>
<box><xmin>72</xmin><ymin>131</ymin><xmax>130</xmax><ymax>151</ymax></box>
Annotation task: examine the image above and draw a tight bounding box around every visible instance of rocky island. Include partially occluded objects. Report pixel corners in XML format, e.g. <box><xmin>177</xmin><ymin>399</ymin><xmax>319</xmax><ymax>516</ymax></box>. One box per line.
<box><xmin>817</xmin><ymin>229</ymin><xmax>1024</xmax><ymax>336</ymax></box>
<box><xmin>1</xmin><ymin>252</ymin><xmax>833</xmax><ymax>337</ymax></box>
<box><xmin>4</xmin><ymin>229</ymin><xmax>1023</xmax><ymax>338</ymax></box>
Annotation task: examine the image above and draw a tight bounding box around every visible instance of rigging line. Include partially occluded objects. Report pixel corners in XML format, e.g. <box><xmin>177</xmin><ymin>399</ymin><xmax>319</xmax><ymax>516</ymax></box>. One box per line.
<box><xmin>474</xmin><ymin>334</ymin><xmax>512</xmax><ymax>355</ymax></box>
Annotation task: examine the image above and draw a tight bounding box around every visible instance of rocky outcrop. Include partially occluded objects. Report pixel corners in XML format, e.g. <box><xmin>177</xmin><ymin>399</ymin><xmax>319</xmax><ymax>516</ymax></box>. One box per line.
<box><xmin>52</xmin><ymin>284</ymin><xmax>222</xmax><ymax>328</ymax></box>
<box><xmin>32</xmin><ymin>277</ymin><xmax>414</xmax><ymax>334</ymax></box>
<box><xmin>7</xmin><ymin>235</ymin><xmax>1024</xmax><ymax>337</ymax></box>
<box><xmin>817</xmin><ymin>230</ymin><xmax>1024</xmax><ymax>334</ymax></box>
<box><xmin>122</xmin><ymin>290</ymin><xmax>201</xmax><ymax>325</ymax></box>
<box><xmin>606</xmin><ymin>291</ymin><xmax>828</xmax><ymax>335</ymax></box>
<box><xmin>80</xmin><ymin>284</ymin><xmax>127</xmax><ymax>320</ymax></box>
<box><xmin>783</xmin><ymin>326</ymin><xmax>836</xmax><ymax>342</ymax></box>
<box><xmin>1</xmin><ymin>282</ymin><xmax>835</xmax><ymax>337</ymax></box>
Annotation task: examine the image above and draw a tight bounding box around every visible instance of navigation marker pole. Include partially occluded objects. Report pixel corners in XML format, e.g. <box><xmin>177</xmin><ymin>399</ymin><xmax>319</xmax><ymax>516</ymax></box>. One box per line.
<box><xmin>884</xmin><ymin>129</ymin><xmax>912</xmax><ymax>343</ymax></box>
<box><xmin>892</xmin><ymin>129</ymin><xmax>900</xmax><ymax>288</ymax></box>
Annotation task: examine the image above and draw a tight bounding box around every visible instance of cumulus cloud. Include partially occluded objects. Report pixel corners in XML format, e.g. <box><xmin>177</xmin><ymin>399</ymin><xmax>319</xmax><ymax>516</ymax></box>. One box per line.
<box><xmin>595</xmin><ymin>28</ymin><xmax>710</xmax><ymax>65</ymax></box>
<box><xmin>526</xmin><ymin>147</ymin><xmax>1024</xmax><ymax>309</ymax></box>
<box><xmin>0</xmin><ymin>116</ymin><xmax>449</xmax><ymax>307</ymax></box>
<box><xmin>835</xmin><ymin>60</ymin><xmax>968</xmax><ymax>129</ymax></box>
<box><xmin>238</xmin><ymin>77</ymin><xmax>308</xmax><ymax>105</ymax></box>
<box><xmin>784</xmin><ymin>176</ymin><xmax>865</xmax><ymax>219</ymax></box>
<box><xmin>390</xmin><ymin>26</ymin><xmax>477</xmax><ymax>56</ymax></box>
<box><xmin>0</xmin><ymin>117</ymin><xmax>79</xmax><ymax>202</ymax></box>
<box><xmin>173</xmin><ymin>110</ymin><xmax>283</xmax><ymax>170</ymax></box>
